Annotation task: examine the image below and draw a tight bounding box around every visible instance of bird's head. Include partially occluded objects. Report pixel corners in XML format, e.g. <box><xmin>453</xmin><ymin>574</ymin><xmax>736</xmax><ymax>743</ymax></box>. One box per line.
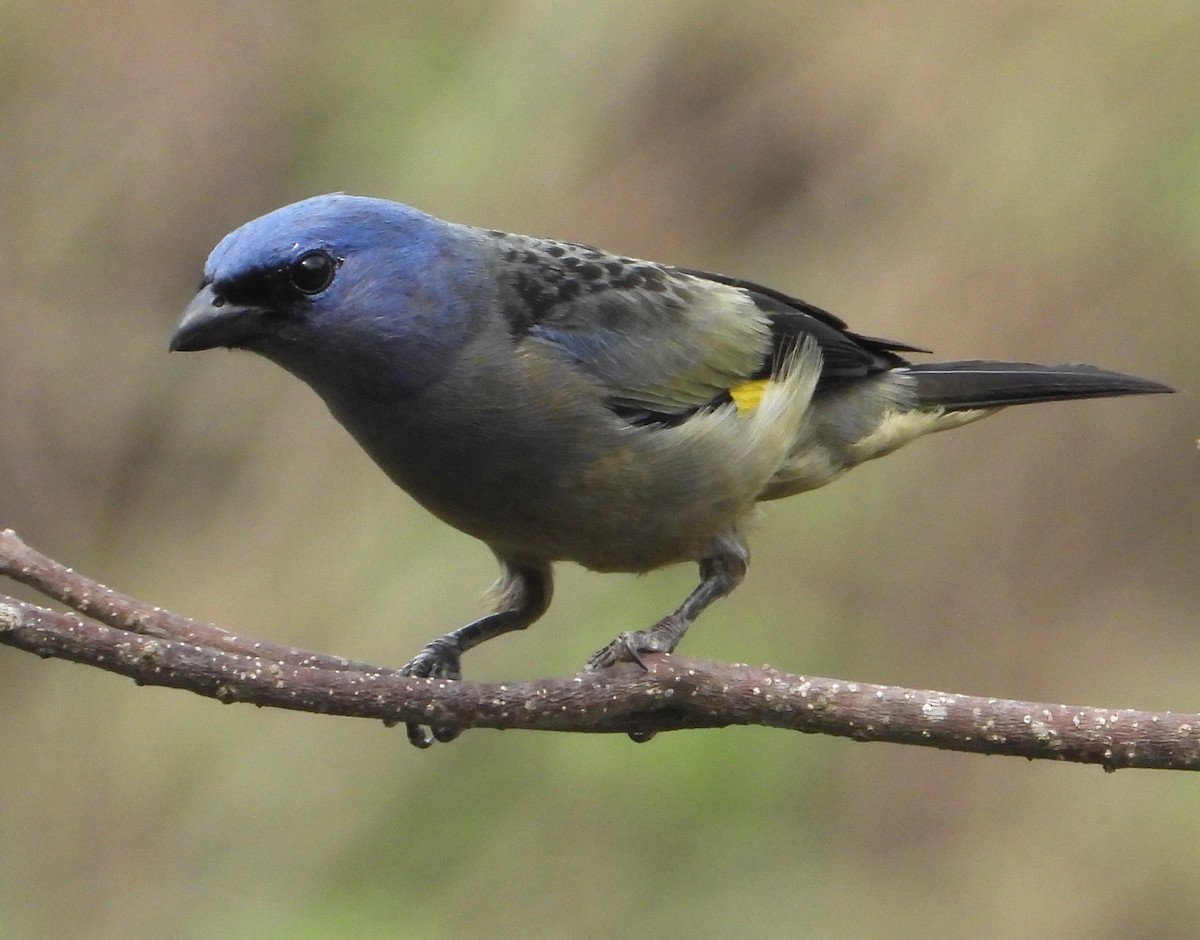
<box><xmin>171</xmin><ymin>194</ymin><xmax>483</xmax><ymax>398</ymax></box>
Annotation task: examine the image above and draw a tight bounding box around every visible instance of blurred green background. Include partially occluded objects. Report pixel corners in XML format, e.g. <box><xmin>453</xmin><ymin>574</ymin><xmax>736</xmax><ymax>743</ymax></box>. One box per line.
<box><xmin>1</xmin><ymin>2</ymin><xmax>1198</xmax><ymax>937</ymax></box>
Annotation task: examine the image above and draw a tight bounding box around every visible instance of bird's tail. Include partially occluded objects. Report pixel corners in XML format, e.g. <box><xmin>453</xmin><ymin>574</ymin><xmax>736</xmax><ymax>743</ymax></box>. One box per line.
<box><xmin>904</xmin><ymin>361</ymin><xmax>1174</xmax><ymax>411</ymax></box>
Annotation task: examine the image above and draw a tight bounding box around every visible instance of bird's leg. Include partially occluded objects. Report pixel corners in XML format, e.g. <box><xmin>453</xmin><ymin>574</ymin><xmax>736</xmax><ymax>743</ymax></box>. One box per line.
<box><xmin>586</xmin><ymin>536</ymin><xmax>749</xmax><ymax>671</ymax></box>
<box><xmin>401</xmin><ymin>560</ymin><xmax>551</xmax><ymax>747</ymax></box>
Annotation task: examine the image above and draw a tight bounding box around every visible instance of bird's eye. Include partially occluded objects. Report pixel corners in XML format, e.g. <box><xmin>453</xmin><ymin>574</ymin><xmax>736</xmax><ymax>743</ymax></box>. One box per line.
<box><xmin>288</xmin><ymin>250</ymin><xmax>338</xmax><ymax>295</ymax></box>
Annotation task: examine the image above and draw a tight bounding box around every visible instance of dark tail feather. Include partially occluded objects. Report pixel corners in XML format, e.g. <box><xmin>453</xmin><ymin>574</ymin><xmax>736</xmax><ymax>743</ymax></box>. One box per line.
<box><xmin>905</xmin><ymin>361</ymin><xmax>1174</xmax><ymax>411</ymax></box>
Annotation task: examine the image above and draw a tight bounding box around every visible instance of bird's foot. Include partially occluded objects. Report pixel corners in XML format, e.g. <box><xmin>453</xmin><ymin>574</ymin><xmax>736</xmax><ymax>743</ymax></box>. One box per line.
<box><xmin>399</xmin><ymin>638</ymin><xmax>463</xmax><ymax>748</ymax></box>
<box><xmin>400</xmin><ymin>638</ymin><xmax>462</xmax><ymax>682</ymax></box>
<box><xmin>585</xmin><ymin>616</ymin><xmax>683</xmax><ymax>671</ymax></box>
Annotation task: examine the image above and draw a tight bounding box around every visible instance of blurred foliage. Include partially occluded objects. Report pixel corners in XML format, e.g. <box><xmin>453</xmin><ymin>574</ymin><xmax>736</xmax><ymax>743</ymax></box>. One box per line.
<box><xmin>1</xmin><ymin>2</ymin><xmax>1198</xmax><ymax>938</ymax></box>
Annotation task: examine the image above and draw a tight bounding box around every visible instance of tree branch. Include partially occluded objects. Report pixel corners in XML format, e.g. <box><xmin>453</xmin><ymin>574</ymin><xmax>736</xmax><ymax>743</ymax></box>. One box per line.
<box><xmin>1</xmin><ymin>529</ymin><xmax>1195</xmax><ymax>769</ymax></box>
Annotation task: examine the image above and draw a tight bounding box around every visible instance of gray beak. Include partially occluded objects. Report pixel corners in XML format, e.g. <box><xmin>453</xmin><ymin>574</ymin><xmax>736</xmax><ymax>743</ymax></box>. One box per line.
<box><xmin>170</xmin><ymin>284</ymin><xmax>265</xmax><ymax>352</ymax></box>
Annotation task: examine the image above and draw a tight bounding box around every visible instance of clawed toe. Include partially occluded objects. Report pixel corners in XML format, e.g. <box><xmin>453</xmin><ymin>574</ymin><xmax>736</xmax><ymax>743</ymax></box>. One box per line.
<box><xmin>585</xmin><ymin>619</ymin><xmax>683</xmax><ymax>672</ymax></box>
<box><xmin>400</xmin><ymin>639</ymin><xmax>463</xmax><ymax>747</ymax></box>
<box><xmin>585</xmin><ymin>631</ymin><xmax>641</xmax><ymax>671</ymax></box>
<box><xmin>405</xmin><ymin>722</ymin><xmax>461</xmax><ymax>748</ymax></box>
<box><xmin>400</xmin><ymin>638</ymin><xmax>463</xmax><ymax>682</ymax></box>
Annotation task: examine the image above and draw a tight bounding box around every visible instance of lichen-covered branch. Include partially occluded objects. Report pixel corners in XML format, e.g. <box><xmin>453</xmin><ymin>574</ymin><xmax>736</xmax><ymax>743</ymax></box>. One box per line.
<box><xmin>1</xmin><ymin>529</ymin><xmax>1196</xmax><ymax>769</ymax></box>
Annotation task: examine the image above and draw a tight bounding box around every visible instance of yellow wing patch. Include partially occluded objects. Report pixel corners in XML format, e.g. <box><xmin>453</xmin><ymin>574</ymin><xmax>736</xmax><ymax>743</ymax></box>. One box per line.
<box><xmin>729</xmin><ymin>379</ymin><xmax>770</xmax><ymax>414</ymax></box>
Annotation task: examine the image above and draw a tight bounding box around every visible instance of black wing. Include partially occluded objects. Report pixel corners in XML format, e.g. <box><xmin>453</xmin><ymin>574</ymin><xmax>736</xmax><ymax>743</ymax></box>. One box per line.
<box><xmin>673</xmin><ymin>267</ymin><xmax>925</xmax><ymax>387</ymax></box>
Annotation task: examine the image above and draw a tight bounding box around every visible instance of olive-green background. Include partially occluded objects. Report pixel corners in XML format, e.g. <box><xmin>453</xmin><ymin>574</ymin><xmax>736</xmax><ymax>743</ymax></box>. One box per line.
<box><xmin>2</xmin><ymin>3</ymin><xmax>1197</xmax><ymax>938</ymax></box>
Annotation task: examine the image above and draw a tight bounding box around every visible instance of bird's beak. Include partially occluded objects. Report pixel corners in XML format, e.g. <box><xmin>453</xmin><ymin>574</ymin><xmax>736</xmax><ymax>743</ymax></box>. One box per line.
<box><xmin>170</xmin><ymin>284</ymin><xmax>265</xmax><ymax>352</ymax></box>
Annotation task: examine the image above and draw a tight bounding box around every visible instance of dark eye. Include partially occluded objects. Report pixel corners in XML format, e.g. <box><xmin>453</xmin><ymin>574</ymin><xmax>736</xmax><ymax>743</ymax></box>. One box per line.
<box><xmin>288</xmin><ymin>250</ymin><xmax>338</xmax><ymax>295</ymax></box>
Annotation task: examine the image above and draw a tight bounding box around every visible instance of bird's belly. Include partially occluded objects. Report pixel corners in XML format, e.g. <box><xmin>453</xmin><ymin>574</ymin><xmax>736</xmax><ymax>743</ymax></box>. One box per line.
<box><xmin>330</xmin><ymin>396</ymin><xmax>750</xmax><ymax>572</ymax></box>
<box><xmin>415</xmin><ymin>434</ymin><xmax>742</xmax><ymax>571</ymax></box>
<box><xmin>531</xmin><ymin>442</ymin><xmax>748</xmax><ymax>571</ymax></box>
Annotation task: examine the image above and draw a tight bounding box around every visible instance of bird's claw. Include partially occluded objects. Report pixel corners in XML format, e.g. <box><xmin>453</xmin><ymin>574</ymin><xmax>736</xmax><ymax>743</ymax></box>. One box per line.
<box><xmin>404</xmin><ymin>722</ymin><xmax>462</xmax><ymax>749</ymax></box>
<box><xmin>585</xmin><ymin>632</ymin><xmax>647</xmax><ymax>671</ymax></box>
<box><xmin>399</xmin><ymin>639</ymin><xmax>463</xmax><ymax>747</ymax></box>
<box><xmin>400</xmin><ymin>639</ymin><xmax>463</xmax><ymax>682</ymax></box>
<box><xmin>586</xmin><ymin>623</ymin><xmax>682</xmax><ymax>743</ymax></box>
<box><xmin>585</xmin><ymin>620</ymin><xmax>679</xmax><ymax>672</ymax></box>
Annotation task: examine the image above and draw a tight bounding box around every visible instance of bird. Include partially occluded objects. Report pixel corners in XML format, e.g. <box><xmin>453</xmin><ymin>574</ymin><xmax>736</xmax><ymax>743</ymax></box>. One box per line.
<box><xmin>170</xmin><ymin>193</ymin><xmax>1173</xmax><ymax>746</ymax></box>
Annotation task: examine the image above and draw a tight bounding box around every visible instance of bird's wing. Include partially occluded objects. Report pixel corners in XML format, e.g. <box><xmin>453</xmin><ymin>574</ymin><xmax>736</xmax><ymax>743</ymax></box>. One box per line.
<box><xmin>674</xmin><ymin>268</ymin><xmax>927</xmax><ymax>382</ymax></box>
<box><xmin>489</xmin><ymin>232</ymin><xmax>919</xmax><ymax>423</ymax></box>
